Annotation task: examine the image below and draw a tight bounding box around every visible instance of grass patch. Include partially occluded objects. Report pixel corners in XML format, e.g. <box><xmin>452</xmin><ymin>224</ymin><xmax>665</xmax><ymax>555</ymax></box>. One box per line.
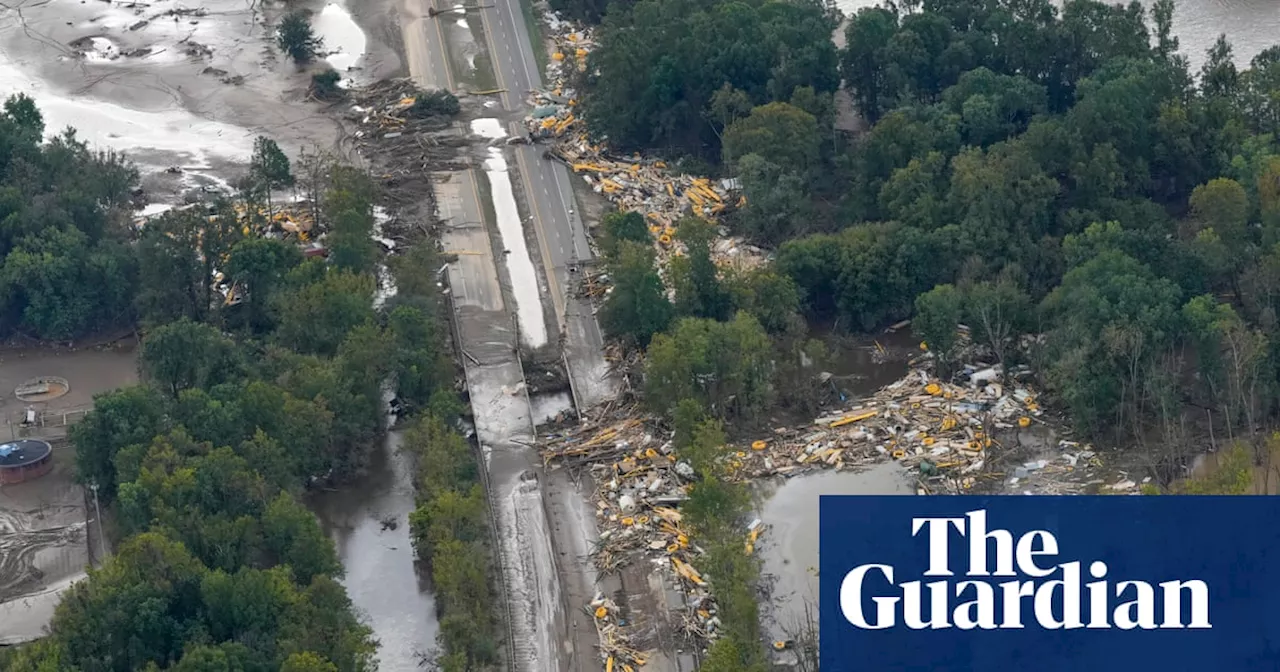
<box><xmin>517</xmin><ymin>0</ymin><xmax>549</xmax><ymax>80</ymax></box>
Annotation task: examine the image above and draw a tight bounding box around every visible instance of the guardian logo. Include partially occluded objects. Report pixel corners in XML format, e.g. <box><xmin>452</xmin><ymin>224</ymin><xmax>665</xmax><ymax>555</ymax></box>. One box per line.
<box><xmin>840</xmin><ymin>509</ymin><xmax>1212</xmax><ymax>631</ymax></box>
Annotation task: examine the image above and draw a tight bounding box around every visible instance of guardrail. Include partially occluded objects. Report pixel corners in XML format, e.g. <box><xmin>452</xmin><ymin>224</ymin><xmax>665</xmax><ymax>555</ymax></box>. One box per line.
<box><xmin>442</xmin><ymin>268</ymin><xmax>521</xmax><ymax>668</ymax></box>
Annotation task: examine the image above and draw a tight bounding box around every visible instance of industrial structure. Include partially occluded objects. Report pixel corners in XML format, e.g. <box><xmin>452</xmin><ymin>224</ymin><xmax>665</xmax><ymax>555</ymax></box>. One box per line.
<box><xmin>0</xmin><ymin>439</ymin><xmax>54</xmax><ymax>484</ymax></box>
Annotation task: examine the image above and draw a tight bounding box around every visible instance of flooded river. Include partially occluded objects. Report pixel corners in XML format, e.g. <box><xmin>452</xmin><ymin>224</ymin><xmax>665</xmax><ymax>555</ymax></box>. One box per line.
<box><xmin>309</xmin><ymin>430</ymin><xmax>440</xmax><ymax>671</ymax></box>
<box><xmin>754</xmin><ymin>463</ymin><xmax>913</xmax><ymax>646</ymax></box>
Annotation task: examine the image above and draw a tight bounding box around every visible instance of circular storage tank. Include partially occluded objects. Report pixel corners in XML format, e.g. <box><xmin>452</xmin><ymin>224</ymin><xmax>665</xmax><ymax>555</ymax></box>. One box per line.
<box><xmin>0</xmin><ymin>439</ymin><xmax>54</xmax><ymax>484</ymax></box>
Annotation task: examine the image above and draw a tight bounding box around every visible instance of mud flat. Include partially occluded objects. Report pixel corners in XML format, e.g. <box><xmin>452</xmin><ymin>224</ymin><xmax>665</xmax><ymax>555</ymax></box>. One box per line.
<box><xmin>0</xmin><ymin>0</ymin><xmax>401</xmax><ymax>204</ymax></box>
<box><xmin>0</xmin><ymin>449</ymin><xmax>89</xmax><ymax>644</ymax></box>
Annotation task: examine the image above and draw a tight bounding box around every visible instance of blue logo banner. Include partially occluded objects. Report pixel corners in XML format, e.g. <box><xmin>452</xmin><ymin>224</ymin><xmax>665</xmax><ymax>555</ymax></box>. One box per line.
<box><xmin>819</xmin><ymin>496</ymin><xmax>1280</xmax><ymax>671</ymax></box>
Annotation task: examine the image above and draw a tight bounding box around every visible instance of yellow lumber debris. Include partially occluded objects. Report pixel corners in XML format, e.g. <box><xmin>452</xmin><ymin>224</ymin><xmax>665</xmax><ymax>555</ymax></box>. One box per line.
<box><xmin>830</xmin><ymin>410</ymin><xmax>878</xmax><ymax>428</ymax></box>
<box><xmin>671</xmin><ymin>557</ymin><xmax>706</xmax><ymax>585</ymax></box>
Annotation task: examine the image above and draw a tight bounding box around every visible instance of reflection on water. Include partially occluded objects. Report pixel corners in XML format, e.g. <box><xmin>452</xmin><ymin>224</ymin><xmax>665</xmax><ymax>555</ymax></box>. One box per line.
<box><xmin>753</xmin><ymin>463</ymin><xmax>913</xmax><ymax>644</ymax></box>
<box><xmin>309</xmin><ymin>431</ymin><xmax>440</xmax><ymax>671</ymax></box>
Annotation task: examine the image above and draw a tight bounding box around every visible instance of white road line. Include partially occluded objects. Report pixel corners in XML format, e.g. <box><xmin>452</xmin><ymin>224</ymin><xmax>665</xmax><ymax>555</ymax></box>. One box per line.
<box><xmin>502</xmin><ymin>0</ymin><xmax>537</xmax><ymax>87</ymax></box>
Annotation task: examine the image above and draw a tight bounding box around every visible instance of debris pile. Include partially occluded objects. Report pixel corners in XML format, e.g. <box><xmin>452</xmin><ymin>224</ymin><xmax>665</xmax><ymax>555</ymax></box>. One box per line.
<box><xmin>528</xmin><ymin>12</ymin><xmax>768</xmax><ymax>270</ymax></box>
<box><xmin>724</xmin><ymin>366</ymin><xmax>1072</xmax><ymax>492</ymax></box>
<box><xmin>347</xmin><ymin>79</ymin><xmax>470</xmax><ymax>210</ymax></box>
<box><xmin>591</xmin><ymin>595</ymin><xmax>647</xmax><ymax>671</ymax></box>
<box><xmin>541</xmin><ymin>414</ymin><xmax>738</xmax><ymax>647</ymax></box>
<box><xmin>543</xmin><ymin>367</ymin><xmax>1091</xmax><ymax>567</ymax></box>
<box><xmin>542</xmin><ymin>363</ymin><xmax>1110</xmax><ymax>669</ymax></box>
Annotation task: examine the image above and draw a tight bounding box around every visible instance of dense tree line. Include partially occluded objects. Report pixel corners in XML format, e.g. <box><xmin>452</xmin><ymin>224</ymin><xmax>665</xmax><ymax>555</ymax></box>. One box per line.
<box><xmin>671</xmin><ymin>405</ymin><xmax>768</xmax><ymax>672</ymax></box>
<box><xmin>0</xmin><ymin>94</ymin><xmax>139</xmax><ymax>340</ymax></box>
<box><xmin>384</xmin><ymin>231</ymin><xmax>500</xmax><ymax>670</ymax></box>
<box><xmin>1</xmin><ymin>100</ymin><xmax>458</xmax><ymax>671</ymax></box>
<box><xmin>578</xmin><ymin>3</ymin><xmax>1280</xmax><ymax>664</ymax></box>
<box><xmin>586</xmin><ymin>0</ymin><xmax>1280</xmax><ymax>459</ymax></box>
<box><xmin>404</xmin><ymin>413</ymin><xmax>498</xmax><ymax>671</ymax></box>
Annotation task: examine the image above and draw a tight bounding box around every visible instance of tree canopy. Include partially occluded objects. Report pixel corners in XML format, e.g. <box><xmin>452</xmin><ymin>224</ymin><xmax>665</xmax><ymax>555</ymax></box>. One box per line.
<box><xmin>578</xmin><ymin>0</ymin><xmax>1280</xmax><ymax>449</ymax></box>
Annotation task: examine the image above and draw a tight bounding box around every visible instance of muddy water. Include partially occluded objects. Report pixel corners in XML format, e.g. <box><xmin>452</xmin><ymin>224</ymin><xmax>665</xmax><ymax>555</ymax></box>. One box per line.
<box><xmin>470</xmin><ymin>118</ymin><xmax>549</xmax><ymax>348</ymax></box>
<box><xmin>753</xmin><ymin>463</ymin><xmax>913</xmax><ymax>644</ymax></box>
<box><xmin>530</xmin><ymin>390</ymin><xmax>574</xmax><ymax>426</ymax></box>
<box><xmin>309</xmin><ymin>430</ymin><xmax>440</xmax><ymax>670</ymax></box>
<box><xmin>314</xmin><ymin>2</ymin><xmax>369</xmax><ymax>76</ymax></box>
<box><xmin>834</xmin><ymin>0</ymin><xmax>1279</xmax><ymax>70</ymax></box>
<box><xmin>816</xmin><ymin>328</ymin><xmax>915</xmax><ymax>400</ymax></box>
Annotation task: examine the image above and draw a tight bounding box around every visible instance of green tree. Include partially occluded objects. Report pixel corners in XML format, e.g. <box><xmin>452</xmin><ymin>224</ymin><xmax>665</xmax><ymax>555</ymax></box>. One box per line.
<box><xmin>281</xmin><ymin>652</ymin><xmax>340</xmax><ymax>672</ymax></box>
<box><xmin>600</xmin><ymin>241</ymin><xmax>672</xmax><ymax>346</ymax></box>
<box><xmin>878</xmin><ymin>151</ymin><xmax>950</xmax><ymax>230</ymax></box>
<box><xmin>1187</xmin><ymin>177</ymin><xmax>1251</xmax><ymax>267</ymax></box>
<box><xmin>324</xmin><ymin>166</ymin><xmax>377</xmax><ymax>274</ymax></box>
<box><xmin>735</xmin><ymin>154</ymin><xmax>815</xmax><ymax>245</ymax></box>
<box><xmin>277</xmin><ymin>11</ymin><xmax>323</xmax><ymax>64</ymax></box>
<box><xmin>1200</xmin><ymin>35</ymin><xmax>1240</xmax><ymax>99</ymax></box>
<box><xmin>3</xmin><ymin>92</ymin><xmax>44</xmax><ymax>138</ymax></box>
<box><xmin>337</xmin><ymin>321</ymin><xmax>396</xmax><ymax>396</ymax></box>
<box><xmin>672</xmin><ymin>218</ymin><xmax>730</xmax><ymax>320</ymax></box>
<box><xmin>0</xmin><ymin>226</ymin><xmax>137</xmax><ymax>340</ymax></box>
<box><xmin>250</xmin><ymin>136</ymin><xmax>294</xmax><ymax>221</ymax></box>
<box><xmin>387</xmin><ymin>243</ymin><xmax>442</xmax><ymax>299</ymax></box>
<box><xmin>226</xmin><ymin>237</ymin><xmax>303</xmax><ymax>332</ymax></box>
<box><xmin>965</xmin><ymin>278</ymin><xmax>1032</xmax><ymax>372</ymax></box>
<box><xmin>409</xmin><ymin>90</ymin><xmax>461</xmax><ymax>118</ymax></box>
<box><xmin>388</xmin><ymin>304</ymin><xmax>452</xmax><ymax>411</ymax></box>
<box><xmin>49</xmin><ymin>532</ymin><xmax>208</xmax><ymax>670</ymax></box>
<box><xmin>274</xmin><ymin>270</ymin><xmax>375</xmax><ymax>356</ymax></box>
<box><xmin>141</xmin><ymin>319</ymin><xmax>241</xmax><ymax>397</ymax></box>
<box><xmin>70</xmin><ymin>385</ymin><xmax>169</xmax><ymax>499</ymax></box>
<box><xmin>262</xmin><ymin>492</ymin><xmax>342</xmax><ymax>584</ymax></box>
<box><xmin>724</xmin><ymin>266</ymin><xmax>802</xmax><ymax>336</ymax></box>
<box><xmin>136</xmin><ymin>204</ymin><xmax>242</xmax><ymax>325</ymax></box>
<box><xmin>599</xmin><ymin>210</ymin><xmax>649</xmax><ymax>259</ymax></box>
<box><xmin>1241</xmin><ymin>47</ymin><xmax>1280</xmax><ymax>135</ymax></box>
<box><xmin>841</xmin><ymin>7</ymin><xmax>900</xmax><ymax>123</ymax></box>
<box><xmin>644</xmin><ymin>312</ymin><xmax>773</xmax><ymax>420</ymax></box>
<box><xmin>582</xmin><ymin>0</ymin><xmax>838</xmax><ymax>156</ymax></box>
<box><xmin>914</xmin><ymin>284</ymin><xmax>963</xmax><ymax>360</ymax></box>
<box><xmin>722</xmin><ymin>102</ymin><xmax>820</xmax><ymax>174</ymax></box>
<box><xmin>1040</xmin><ymin>250</ymin><xmax>1182</xmax><ymax>436</ymax></box>
<box><xmin>311</xmin><ymin>70</ymin><xmax>344</xmax><ymax>100</ymax></box>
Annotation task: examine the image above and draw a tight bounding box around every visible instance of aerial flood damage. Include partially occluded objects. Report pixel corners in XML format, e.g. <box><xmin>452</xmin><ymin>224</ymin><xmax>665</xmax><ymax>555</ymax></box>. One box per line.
<box><xmin>3</xmin><ymin>0</ymin><xmax>1279</xmax><ymax>668</ymax></box>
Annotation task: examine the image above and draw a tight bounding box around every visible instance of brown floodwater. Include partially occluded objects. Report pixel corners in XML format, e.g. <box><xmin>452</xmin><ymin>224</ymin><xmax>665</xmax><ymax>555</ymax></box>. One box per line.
<box><xmin>814</xmin><ymin>326</ymin><xmax>916</xmax><ymax>401</ymax></box>
<box><xmin>309</xmin><ymin>430</ymin><xmax>440</xmax><ymax>671</ymax></box>
<box><xmin>753</xmin><ymin>463</ymin><xmax>914</xmax><ymax>647</ymax></box>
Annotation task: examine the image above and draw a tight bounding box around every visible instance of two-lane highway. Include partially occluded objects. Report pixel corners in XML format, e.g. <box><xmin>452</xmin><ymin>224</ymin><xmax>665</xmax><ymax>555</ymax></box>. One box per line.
<box><xmin>475</xmin><ymin>0</ymin><xmax>617</xmax><ymax>408</ymax></box>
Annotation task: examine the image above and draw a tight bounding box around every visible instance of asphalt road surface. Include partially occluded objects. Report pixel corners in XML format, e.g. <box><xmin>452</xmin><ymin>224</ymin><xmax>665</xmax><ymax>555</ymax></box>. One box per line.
<box><xmin>396</xmin><ymin>1</ymin><xmax>612</xmax><ymax>669</ymax></box>
<box><xmin>481</xmin><ymin>0</ymin><xmax>617</xmax><ymax>408</ymax></box>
